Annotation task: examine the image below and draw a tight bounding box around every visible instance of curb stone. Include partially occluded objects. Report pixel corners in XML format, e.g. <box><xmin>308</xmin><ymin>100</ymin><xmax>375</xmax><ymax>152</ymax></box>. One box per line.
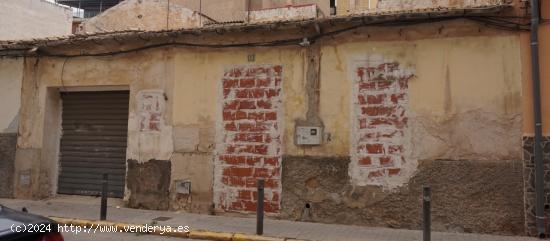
<box><xmin>49</xmin><ymin>217</ymin><xmax>312</xmax><ymax>241</ymax></box>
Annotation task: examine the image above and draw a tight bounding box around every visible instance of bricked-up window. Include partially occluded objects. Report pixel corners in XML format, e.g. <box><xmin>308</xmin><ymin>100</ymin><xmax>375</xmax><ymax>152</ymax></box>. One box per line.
<box><xmin>351</xmin><ymin>60</ymin><xmax>413</xmax><ymax>185</ymax></box>
<box><xmin>216</xmin><ymin>65</ymin><xmax>283</xmax><ymax>213</ymax></box>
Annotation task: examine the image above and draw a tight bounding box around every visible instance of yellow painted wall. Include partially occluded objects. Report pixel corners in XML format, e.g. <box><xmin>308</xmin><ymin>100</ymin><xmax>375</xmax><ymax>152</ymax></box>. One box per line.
<box><xmin>9</xmin><ymin>22</ymin><xmax>523</xmax><ymax>198</ymax></box>
<box><xmin>288</xmin><ymin>35</ymin><xmax>520</xmax><ymax>159</ymax></box>
<box><xmin>0</xmin><ymin>58</ymin><xmax>22</xmax><ymax>133</ymax></box>
<box><xmin>522</xmin><ymin>1</ymin><xmax>550</xmax><ymax>135</ymax></box>
<box><xmin>337</xmin><ymin>0</ymin><xmax>378</xmax><ymax>15</ymax></box>
<box><xmin>168</xmin><ymin>33</ymin><xmax>522</xmax><ymax>159</ymax></box>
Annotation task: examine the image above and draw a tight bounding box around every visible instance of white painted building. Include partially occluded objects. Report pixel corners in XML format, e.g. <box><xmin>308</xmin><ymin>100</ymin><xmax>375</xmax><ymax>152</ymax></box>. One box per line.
<box><xmin>0</xmin><ymin>0</ymin><xmax>72</xmax><ymax>40</ymax></box>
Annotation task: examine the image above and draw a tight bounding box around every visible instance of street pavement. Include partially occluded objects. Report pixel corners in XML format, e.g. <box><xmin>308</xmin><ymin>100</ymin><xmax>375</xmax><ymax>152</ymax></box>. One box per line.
<box><xmin>0</xmin><ymin>195</ymin><xmax>540</xmax><ymax>241</ymax></box>
<box><xmin>64</xmin><ymin>231</ymin><xmax>203</xmax><ymax>241</ymax></box>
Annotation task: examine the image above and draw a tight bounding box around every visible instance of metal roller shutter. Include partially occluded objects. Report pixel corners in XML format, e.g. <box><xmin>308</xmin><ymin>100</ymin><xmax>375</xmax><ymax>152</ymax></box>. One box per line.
<box><xmin>58</xmin><ymin>91</ymin><xmax>129</xmax><ymax>198</ymax></box>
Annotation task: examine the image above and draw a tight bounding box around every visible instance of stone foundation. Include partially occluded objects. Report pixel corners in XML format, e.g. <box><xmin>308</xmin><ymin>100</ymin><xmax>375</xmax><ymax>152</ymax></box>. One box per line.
<box><xmin>0</xmin><ymin>133</ymin><xmax>16</xmax><ymax>198</ymax></box>
<box><xmin>522</xmin><ymin>136</ymin><xmax>550</xmax><ymax>236</ymax></box>
<box><xmin>281</xmin><ymin>156</ymin><xmax>524</xmax><ymax>235</ymax></box>
<box><xmin>126</xmin><ymin>159</ymin><xmax>171</xmax><ymax>210</ymax></box>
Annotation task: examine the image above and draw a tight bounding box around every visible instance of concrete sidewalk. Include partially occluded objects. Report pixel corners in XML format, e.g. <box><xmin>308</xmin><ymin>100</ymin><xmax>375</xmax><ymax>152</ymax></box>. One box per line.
<box><xmin>0</xmin><ymin>196</ymin><xmax>537</xmax><ymax>241</ymax></box>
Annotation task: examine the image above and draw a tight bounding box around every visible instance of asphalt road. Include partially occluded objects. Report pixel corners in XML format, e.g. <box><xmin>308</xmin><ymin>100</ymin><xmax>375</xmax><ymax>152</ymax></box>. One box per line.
<box><xmin>63</xmin><ymin>231</ymin><xmax>204</xmax><ymax>241</ymax></box>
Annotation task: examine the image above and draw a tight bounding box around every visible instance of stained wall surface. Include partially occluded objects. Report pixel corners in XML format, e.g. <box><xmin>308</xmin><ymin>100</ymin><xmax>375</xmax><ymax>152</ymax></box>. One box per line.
<box><xmin>78</xmin><ymin>0</ymin><xmax>202</xmax><ymax>34</ymax></box>
<box><xmin>520</xmin><ymin>0</ymin><xmax>550</xmax><ymax>236</ymax></box>
<box><xmin>9</xmin><ymin>19</ymin><xmax>524</xmax><ymax>234</ymax></box>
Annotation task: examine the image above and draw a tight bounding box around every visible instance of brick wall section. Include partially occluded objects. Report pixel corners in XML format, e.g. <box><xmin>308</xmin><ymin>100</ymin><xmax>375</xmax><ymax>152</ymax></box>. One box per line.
<box><xmin>216</xmin><ymin>65</ymin><xmax>283</xmax><ymax>213</ymax></box>
<box><xmin>352</xmin><ymin>61</ymin><xmax>413</xmax><ymax>185</ymax></box>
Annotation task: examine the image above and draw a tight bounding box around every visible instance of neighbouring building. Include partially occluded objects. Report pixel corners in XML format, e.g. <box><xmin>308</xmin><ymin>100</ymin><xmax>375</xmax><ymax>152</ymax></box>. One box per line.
<box><xmin>1</xmin><ymin>0</ymin><xmax>545</xmax><ymax>237</ymax></box>
<box><xmin>55</xmin><ymin>0</ymin><xmax>122</xmax><ymax>18</ymax></box>
<box><xmin>0</xmin><ymin>0</ymin><xmax>73</xmax><ymax>198</ymax></box>
<box><xmin>0</xmin><ymin>0</ymin><xmax>73</xmax><ymax>41</ymax></box>
<box><xmin>75</xmin><ymin>0</ymin><xmax>330</xmax><ymax>34</ymax></box>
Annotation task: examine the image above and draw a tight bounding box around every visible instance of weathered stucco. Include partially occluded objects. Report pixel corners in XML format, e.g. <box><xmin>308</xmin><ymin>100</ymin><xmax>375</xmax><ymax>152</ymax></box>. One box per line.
<box><xmin>78</xmin><ymin>0</ymin><xmax>202</xmax><ymax>34</ymax></box>
<box><xmin>337</xmin><ymin>0</ymin><xmax>379</xmax><ymax>15</ymax></box>
<box><xmin>287</xmin><ymin>34</ymin><xmax>522</xmax><ymax>163</ymax></box>
<box><xmin>249</xmin><ymin>0</ymin><xmax>330</xmax><ymax>17</ymax></box>
<box><xmin>248</xmin><ymin>4</ymin><xmax>317</xmax><ymax>23</ymax></box>
<box><xmin>377</xmin><ymin>0</ymin><xmax>507</xmax><ymax>10</ymax></box>
<box><xmin>0</xmin><ymin>58</ymin><xmax>23</xmax><ymax>133</ymax></box>
<box><xmin>6</xmin><ymin>18</ymin><xmax>524</xmax><ymax>233</ymax></box>
<box><xmin>13</xmin><ymin>49</ymin><xmax>176</xmax><ymax>202</ymax></box>
<box><xmin>0</xmin><ymin>58</ymin><xmax>24</xmax><ymax>198</ymax></box>
<box><xmin>177</xmin><ymin>0</ymin><xmax>248</xmax><ymax>22</ymax></box>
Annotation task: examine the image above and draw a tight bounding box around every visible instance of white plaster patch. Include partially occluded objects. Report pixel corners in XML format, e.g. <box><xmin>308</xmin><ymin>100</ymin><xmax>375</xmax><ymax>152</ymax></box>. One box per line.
<box><xmin>348</xmin><ymin>54</ymin><xmax>417</xmax><ymax>190</ymax></box>
<box><xmin>138</xmin><ymin>90</ymin><xmax>164</xmax><ymax>132</ymax></box>
<box><xmin>127</xmin><ymin>89</ymin><xmax>173</xmax><ymax>163</ymax></box>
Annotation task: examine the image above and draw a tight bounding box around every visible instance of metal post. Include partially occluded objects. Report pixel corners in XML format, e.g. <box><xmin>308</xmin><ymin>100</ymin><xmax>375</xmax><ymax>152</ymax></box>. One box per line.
<box><xmin>423</xmin><ymin>186</ymin><xmax>431</xmax><ymax>241</ymax></box>
<box><xmin>529</xmin><ymin>0</ymin><xmax>546</xmax><ymax>238</ymax></box>
<box><xmin>100</xmin><ymin>173</ymin><xmax>108</xmax><ymax>221</ymax></box>
<box><xmin>256</xmin><ymin>179</ymin><xmax>264</xmax><ymax>235</ymax></box>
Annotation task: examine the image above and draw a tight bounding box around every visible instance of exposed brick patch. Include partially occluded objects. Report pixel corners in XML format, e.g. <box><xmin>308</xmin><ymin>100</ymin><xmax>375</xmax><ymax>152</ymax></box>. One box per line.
<box><xmin>352</xmin><ymin>60</ymin><xmax>413</xmax><ymax>185</ymax></box>
<box><xmin>216</xmin><ymin>65</ymin><xmax>282</xmax><ymax>213</ymax></box>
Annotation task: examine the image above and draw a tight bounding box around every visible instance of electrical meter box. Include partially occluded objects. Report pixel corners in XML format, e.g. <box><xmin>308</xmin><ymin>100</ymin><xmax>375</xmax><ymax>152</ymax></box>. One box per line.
<box><xmin>296</xmin><ymin>126</ymin><xmax>323</xmax><ymax>145</ymax></box>
<box><xmin>175</xmin><ymin>180</ymin><xmax>191</xmax><ymax>194</ymax></box>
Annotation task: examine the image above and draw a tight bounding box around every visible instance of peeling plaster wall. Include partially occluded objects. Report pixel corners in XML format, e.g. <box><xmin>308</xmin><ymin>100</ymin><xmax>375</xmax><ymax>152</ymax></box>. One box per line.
<box><xmin>249</xmin><ymin>0</ymin><xmax>330</xmax><ymax>17</ymax></box>
<box><xmin>377</xmin><ymin>0</ymin><xmax>507</xmax><ymax>10</ymax></box>
<box><xmin>337</xmin><ymin>0</ymin><xmax>379</xmax><ymax>15</ymax></box>
<box><xmin>0</xmin><ymin>58</ymin><xmax>23</xmax><ymax>198</ymax></box>
<box><xmin>248</xmin><ymin>4</ymin><xmax>317</xmax><ymax>23</ymax></box>
<box><xmin>172</xmin><ymin>48</ymin><xmax>302</xmax><ymax>214</ymax></box>
<box><xmin>338</xmin><ymin>0</ymin><xmax>507</xmax><ymax>14</ymax></box>
<box><xmin>13</xmin><ymin>49</ymin><xmax>176</xmax><ymax>205</ymax></box>
<box><xmin>278</xmin><ymin>31</ymin><xmax>523</xmax><ymax>234</ymax></box>
<box><xmin>350</xmin><ymin>58</ymin><xmax>414</xmax><ymax>187</ymax></box>
<box><xmin>78</xmin><ymin>0</ymin><xmax>202</xmax><ymax>34</ymax></box>
<box><xmin>300</xmin><ymin>35</ymin><xmax>522</xmax><ymax>191</ymax></box>
<box><xmin>9</xmin><ymin>20</ymin><xmax>524</xmax><ymax>233</ymax></box>
<box><xmin>176</xmin><ymin>0</ymin><xmax>248</xmax><ymax>22</ymax></box>
<box><xmin>0</xmin><ymin>58</ymin><xmax>23</xmax><ymax>133</ymax></box>
<box><xmin>215</xmin><ymin>65</ymin><xmax>284</xmax><ymax>213</ymax></box>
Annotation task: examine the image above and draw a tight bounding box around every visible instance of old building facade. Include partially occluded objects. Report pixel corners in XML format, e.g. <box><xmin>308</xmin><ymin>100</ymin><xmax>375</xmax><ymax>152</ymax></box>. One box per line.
<box><xmin>0</xmin><ymin>0</ymin><xmax>543</xmax><ymax>237</ymax></box>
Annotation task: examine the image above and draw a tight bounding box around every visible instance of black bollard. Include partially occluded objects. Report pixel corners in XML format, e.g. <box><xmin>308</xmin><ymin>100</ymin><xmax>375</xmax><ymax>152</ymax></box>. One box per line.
<box><xmin>423</xmin><ymin>186</ymin><xmax>431</xmax><ymax>241</ymax></box>
<box><xmin>256</xmin><ymin>179</ymin><xmax>264</xmax><ymax>235</ymax></box>
<box><xmin>100</xmin><ymin>173</ymin><xmax>108</xmax><ymax>221</ymax></box>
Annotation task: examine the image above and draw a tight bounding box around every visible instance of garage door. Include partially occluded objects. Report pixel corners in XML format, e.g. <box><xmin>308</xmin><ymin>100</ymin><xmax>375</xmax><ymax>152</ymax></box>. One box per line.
<box><xmin>58</xmin><ymin>91</ymin><xmax>129</xmax><ymax>198</ymax></box>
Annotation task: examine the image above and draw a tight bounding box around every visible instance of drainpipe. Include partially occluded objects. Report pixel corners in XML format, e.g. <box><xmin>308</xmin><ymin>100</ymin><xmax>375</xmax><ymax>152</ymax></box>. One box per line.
<box><xmin>530</xmin><ymin>0</ymin><xmax>545</xmax><ymax>238</ymax></box>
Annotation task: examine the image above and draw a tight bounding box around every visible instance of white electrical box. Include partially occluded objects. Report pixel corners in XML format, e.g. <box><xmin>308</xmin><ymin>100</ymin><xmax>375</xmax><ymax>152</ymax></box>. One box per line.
<box><xmin>175</xmin><ymin>180</ymin><xmax>191</xmax><ymax>194</ymax></box>
<box><xmin>296</xmin><ymin>126</ymin><xmax>323</xmax><ymax>145</ymax></box>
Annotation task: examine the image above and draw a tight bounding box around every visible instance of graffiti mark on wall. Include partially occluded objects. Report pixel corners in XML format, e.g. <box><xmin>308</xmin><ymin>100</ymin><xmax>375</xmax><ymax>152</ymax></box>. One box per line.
<box><xmin>138</xmin><ymin>90</ymin><xmax>164</xmax><ymax>132</ymax></box>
